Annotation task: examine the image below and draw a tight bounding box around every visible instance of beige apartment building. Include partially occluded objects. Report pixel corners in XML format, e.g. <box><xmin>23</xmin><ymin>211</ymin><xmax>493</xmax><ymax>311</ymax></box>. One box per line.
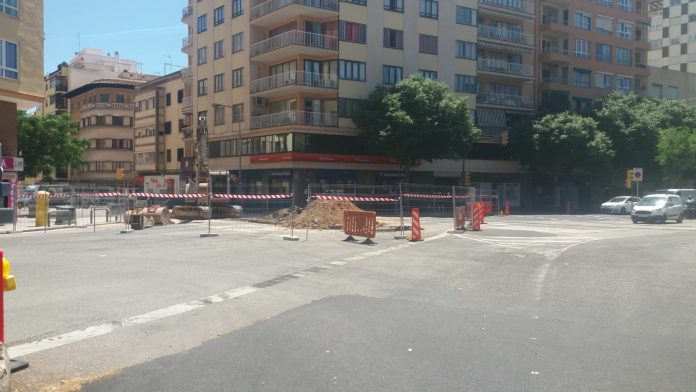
<box><xmin>538</xmin><ymin>0</ymin><xmax>651</xmax><ymax>112</ymax></box>
<box><xmin>181</xmin><ymin>0</ymin><xmax>532</xmax><ymax>201</ymax></box>
<box><xmin>0</xmin><ymin>0</ymin><xmax>44</xmax><ymax>166</ymax></box>
<box><xmin>647</xmin><ymin>0</ymin><xmax>696</xmax><ymax>72</ymax></box>
<box><xmin>64</xmin><ymin>76</ymin><xmax>153</xmax><ymax>184</ymax></box>
<box><xmin>133</xmin><ymin>69</ymin><xmax>189</xmax><ymax>193</ymax></box>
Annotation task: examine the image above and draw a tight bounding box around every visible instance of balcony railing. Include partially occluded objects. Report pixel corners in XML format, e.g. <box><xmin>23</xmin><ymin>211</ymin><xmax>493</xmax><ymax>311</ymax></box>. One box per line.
<box><xmin>182</xmin><ymin>35</ymin><xmax>192</xmax><ymax>49</ymax></box>
<box><xmin>251</xmin><ymin>0</ymin><xmax>338</xmax><ymax>20</ymax></box>
<box><xmin>541</xmin><ymin>15</ymin><xmax>567</xmax><ymax>25</ymax></box>
<box><xmin>81</xmin><ymin>102</ymin><xmax>134</xmax><ymax>112</ymax></box>
<box><xmin>479</xmin><ymin>0</ymin><xmax>534</xmax><ymax>15</ymax></box>
<box><xmin>541</xmin><ymin>46</ymin><xmax>569</xmax><ymax>55</ymax></box>
<box><xmin>251</xmin><ymin>110</ymin><xmax>338</xmax><ymax>129</ymax></box>
<box><xmin>251</xmin><ymin>71</ymin><xmax>338</xmax><ymax>93</ymax></box>
<box><xmin>182</xmin><ymin>97</ymin><xmax>193</xmax><ymax>112</ymax></box>
<box><xmin>477</xmin><ymin>58</ymin><xmax>533</xmax><ymax>77</ymax></box>
<box><xmin>477</xmin><ymin>25</ymin><xmax>532</xmax><ymax>45</ymax></box>
<box><xmin>251</xmin><ymin>30</ymin><xmax>338</xmax><ymax>57</ymax></box>
<box><xmin>182</xmin><ymin>5</ymin><xmax>193</xmax><ymax>19</ymax></box>
<box><xmin>541</xmin><ymin>76</ymin><xmax>569</xmax><ymax>84</ymax></box>
<box><xmin>477</xmin><ymin>92</ymin><xmax>533</xmax><ymax>108</ymax></box>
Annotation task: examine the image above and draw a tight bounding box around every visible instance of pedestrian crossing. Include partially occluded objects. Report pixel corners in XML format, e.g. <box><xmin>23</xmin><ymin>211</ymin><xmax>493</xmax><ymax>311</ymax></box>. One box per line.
<box><xmin>454</xmin><ymin>233</ymin><xmax>600</xmax><ymax>261</ymax></box>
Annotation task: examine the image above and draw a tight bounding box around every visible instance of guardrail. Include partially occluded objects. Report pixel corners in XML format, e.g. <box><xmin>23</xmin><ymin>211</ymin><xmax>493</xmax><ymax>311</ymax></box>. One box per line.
<box><xmin>251</xmin><ymin>111</ymin><xmax>338</xmax><ymax>129</ymax></box>
<box><xmin>477</xmin><ymin>58</ymin><xmax>533</xmax><ymax>77</ymax></box>
<box><xmin>477</xmin><ymin>25</ymin><xmax>532</xmax><ymax>45</ymax></box>
<box><xmin>477</xmin><ymin>92</ymin><xmax>533</xmax><ymax>108</ymax></box>
<box><xmin>479</xmin><ymin>0</ymin><xmax>534</xmax><ymax>14</ymax></box>
<box><xmin>251</xmin><ymin>71</ymin><xmax>338</xmax><ymax>93</ymax></box>
<box><xmin>251</xmin><ymin>0</ymin><xmax>338</xmax><ymax>20</ymax></box>
<box><xmin>251</xmin><ymin>30</ymin><xmax>338</xmax><ymax>57</ymax></box>
<box><xmin>81</xmin><ymin>102</ymin><xmax>134</xmax><ymax>112</ymax></box>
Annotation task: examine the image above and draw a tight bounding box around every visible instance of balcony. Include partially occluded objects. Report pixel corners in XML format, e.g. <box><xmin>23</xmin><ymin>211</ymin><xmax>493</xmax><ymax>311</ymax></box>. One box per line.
<box><xmin>181</xmin><ymin>126</ymin><xmax>194</xmax><ymax>139</ymax></box>
<box><xmin>182</xmin><ymin>97</ymin><xmax>193</xmax><ymax>114</ymax></box>
<box><xmin>540</xmin><ymin>46</ymin><xmax>569</xmax><ymax>63</ymax></box>
<box><xmin>81</xmin><ymin>102</ymin><xmax>134</xmax><ymax>113</ymax></box>
<box><xmin>477</xmin><ymin>58</ymin><xmax>533</xmax><ymax>78</ymax></box>
<box><xmin>250</xmin><ymin>30</ymin><xmax>338</xmax><ymax>62</ymax></box>
<box><xmin>251</xmin><ymin>71</ymin><xmax>338</xmax><ymax>95</ymax></box>
<box><xmin>182</xmin><ymin>5</ymin><xmax>193</xmax><ymax>20</ymax></box>
<box><xmin>477</xmin><ymin>25</ymin><xmax>532</xmax><ymax>46</ymax></box>
<box><xmin>540</xmin><ymin>15</ymin><xmax>570</xmax><ymax>34</ymax></box>
<box><xmin>477</xmin><ymin>92</ymin><xmax>533</xmax><ymax>109</ymax></box>
<box><xmin>182</xmin><ymin>35</ymin><xmax>193</xmax><ymax>51</ymax></box>
<box><xmin>250</xmin><ymin>0</ymin><xmax>338</xmax><ymax>27</ymax></box>
<box><xmin>478</xmin><ymin>0</ymin><xmax>534</xmax><ymax>17</ymax></box>
<box><xmin>541</xmin><ymin>76</ymin><xmax>569</xmax><ymax>85</ymax></box>
<box><xmin>251</xmin><ymin>110</ymin><xmax>338</xmax><ymax>129</ymax></box>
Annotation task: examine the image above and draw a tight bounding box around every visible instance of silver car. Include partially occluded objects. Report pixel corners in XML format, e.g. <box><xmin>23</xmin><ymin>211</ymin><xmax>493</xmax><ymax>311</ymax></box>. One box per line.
<box><xmin>601</xmin><ymin>196</ymin><xmax>639</xmax><ymax>214</ymax></box>
<box><xmin>631</xmin><ymin>194</ymin><xmax>684</xmax><ymax>224</ymax></box>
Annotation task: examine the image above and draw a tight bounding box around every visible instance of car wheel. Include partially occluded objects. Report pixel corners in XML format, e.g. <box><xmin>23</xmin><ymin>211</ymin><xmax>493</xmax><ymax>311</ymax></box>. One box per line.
<box><xmin>620</xmin><ymin>207</ymin><xmax>626</xmax><ymax>215</ymax></box>
<box><xmin>662</xmin><ymin>214</ymin><xmax>668</xmax><ymax>224</ymax></box>
<box><xmin>632</xmin><ymin>218</ymin><xmax>638</xmax><ymax>224</ymax></box>
<box><xmin>677</xmin><ymin>213</ymin><xmax>683</xmax><ymax>223</ymax></box>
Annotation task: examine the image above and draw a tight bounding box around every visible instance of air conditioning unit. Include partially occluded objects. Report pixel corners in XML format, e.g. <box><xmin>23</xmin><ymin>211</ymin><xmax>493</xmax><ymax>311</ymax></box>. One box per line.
<box><xmin>255</xmin><ymin>97</ymin><xmax>267</xmax><ymax>108</ymax></box>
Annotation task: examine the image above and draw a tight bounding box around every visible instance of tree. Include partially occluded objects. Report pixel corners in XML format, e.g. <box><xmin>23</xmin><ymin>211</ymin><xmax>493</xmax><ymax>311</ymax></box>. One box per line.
<box><xmin>657</xmin><ymin>127</ymin><xmax>696</xmax><ymax>186</ymax></box>
<box><xmin>17</xmin><ymin>111</ymin><xmax>88</xmax><ymax>180</ymax></box>
<box><xmin>531</xmin><ymin>112</ymin><xmax>614</xmax><ymax>208</ymax></box>
<box><xmin>353</xmin><ymin>75</ymin><xmax>480</xmax><ymax>178</ymax></box>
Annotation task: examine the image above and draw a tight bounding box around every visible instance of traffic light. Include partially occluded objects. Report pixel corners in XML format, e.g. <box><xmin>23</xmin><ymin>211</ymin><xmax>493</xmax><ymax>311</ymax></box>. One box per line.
<box><xmin>464</xmin><ymin>171</ymin><xmax>471</xmax><ymax>186</ymax></box>
<box><xmin>624</xmin><ymin>169</ymin><xmax>632</xmax><ymax>189</ymax></box>
<box><xmin>501</xmin><ymin>131</ymin><xmax>509</xmax><ymax>146</ymax></box>
<box><xmin>115</xmin><ymin>168</ymin><xmax>125</xmax><ymax>181</ymax></box>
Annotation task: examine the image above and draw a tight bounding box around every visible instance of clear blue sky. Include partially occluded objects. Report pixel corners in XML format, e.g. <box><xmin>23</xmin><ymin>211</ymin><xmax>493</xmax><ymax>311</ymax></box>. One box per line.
<box><xmin>44</xmin><ymin>0</ymin><xmax>189</xmax><ymax>76</ymax></box>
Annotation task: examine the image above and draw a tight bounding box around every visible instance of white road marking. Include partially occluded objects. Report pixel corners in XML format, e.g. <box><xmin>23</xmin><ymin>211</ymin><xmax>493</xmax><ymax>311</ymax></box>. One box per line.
<box><xmin>534</xmin><ymin>263</ymin><xmax>551</xmax><ymax>301</ymax></box>
<box><xmin>328</xmin><ymin>261</ymin><xmax>347</xmax><ymax>266</ymax></box>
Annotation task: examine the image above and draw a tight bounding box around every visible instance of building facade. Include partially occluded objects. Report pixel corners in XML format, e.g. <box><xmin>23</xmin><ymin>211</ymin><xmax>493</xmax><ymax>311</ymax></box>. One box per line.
<box><xmin>181</xmin><ymin>0</ymin><xmax>529</xmax><ymax>204</ymax></box>
<box><xmin>646</xmin><ymin>65</ymin><xmax>696</xmax><ymax>100</ymax></box>
<box><xmin>133</xmin><ymin>70</ymin><xmax>189</xmax><ymax>193</ymax></box>
<box><xmin>537</xmin><ymin>0</ymin><xmax>651</xmax><ymax>113</ymax></box>
<box><xmin>648</xmin><ymin>0</ymin><xmax>696</xmax><ymax>72</ymax></box>
<box><xmin>0</xmin><ymin>0</ymin><xmax>44</xmax><ymax>165</ymax></box>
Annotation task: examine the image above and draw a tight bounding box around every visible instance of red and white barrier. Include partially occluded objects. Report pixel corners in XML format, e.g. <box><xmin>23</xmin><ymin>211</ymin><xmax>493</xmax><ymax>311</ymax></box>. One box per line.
<box><xmin>312</xmin><ymin>195</ymin><xmax>398</xmax><ymax>202</ymax></box>
<box><xmin>18</xmin><ymin>192</ymin><xmax>293</xmax><ymax>200</ymax></box>
<box><xmin>411</xmin><ymin>208</ymin><xmax>422</xmax><ymax>241</ymax></box>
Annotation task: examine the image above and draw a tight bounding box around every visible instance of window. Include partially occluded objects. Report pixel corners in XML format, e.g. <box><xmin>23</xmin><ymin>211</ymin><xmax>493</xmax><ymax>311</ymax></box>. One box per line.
<box><xmin>177</xmin><ymin>148</ymin><xmax>184</xmax><ymax>162</ymax></box>
<box><xmin>232</xmin><ymin>32</ymin><xmax>244</xmax><ymax>53</ymax></box>
<box><xmin>574</xmin><ymin>39</ymin><xmax>590</xmax><ymax>58</ymax></box>
<box><xmin>0</xmin><ymin>0</ymin><xmax>18</xmax><ymax>16</ymax></box>
<box><xmin>456</xmin><ymin>6</ymin><xmax>477</xmax><ymax>26</ymax></box>
<box><xmin>197</xmin><ymin>78</ymin><xmax>208</xmax><ymax>96</ymax></box>
<box><xmin>455</xmin><ymin>75</ymin><xmax>477</xmax><ymax>93</ymax></box>
<box><xmin>573</xmin><ymin>69</ymin><xmax>591</xmax><ymax>87</ymax></box>
<box><xmin>339</xmin><ymin>60</ymin><xmax>366</xmax><ymax>81</ymax></box>
<box><xmin>338</xmin><ymin>98</ymin><xmax>364</xmax><ymax>118</ymax></box>
<box><xmin>342</xmin><ymin>0</ymin><xmax>366</xmax><ymax>4</ymax></box>
<box><xmin>197</xmin><ymin>46</ymin><xmax>207</xmax><ymax>65</ymax></box>
<box><xmin>197</xmin><ymin>14</ymin><xmax>207</xmax><ymax>33</ymax></box>
<box><xmin>595</xmin><ymin>72</ymin><xmax>612</xmax><ymax>90</ymax></box>
<box><xmin>339</xmin><ymin>21</ymin><xmax>367</xmax><ymax>44</ymax></box>
<box><xmin>617</xmin><ymin>21</ymin><xmax>633</xmax><ymax>39</ymax></box>
<box><xmin>651</xmin><ymin>83</ymin><xmax>663</xmax><ymax>98</ymax></box>
<box><xmin>164</xmin><ymin>121</ymin><xmax>172</xmax><ymax>134</ymax></box>
<box><xmin>616</xmin><ymin>76</ymin><xmax>632</xmax><ymax>92</ymax></box>
<box><xmin>617</xmin><ymin>47</ymin><xmax>632</xmax><ymax>65</ymax></box>
<box><xmin>116</xmin><ymin>94</ymin><xmax>125</xmax><ymax>103</ymax></box>
<box><xmin>598</xmin><ymin>0</ymin><xmax>612</xmax><ymax>6</ymax></box>
<box><xmin>214</xmin><ymin>6</ymin><xmax>224</xmax><ymax>25</ymax></box>
<box><xmin>596</xmin><ymin>43</ymin><xmax>612</xmax><ymax>62</ymax></box>
<box><xmin>0</xmin><ymin>40</ymin><xmax>18</xmax><ymax>80</ymax></box>
<box><xmin>419</xmin><ymin>70</ymin><xmax>438</xmax><ymax>80</ymax></box>
<box><xmin>177</xmin><ymin>89</ymin><xmax>184</xmax><ymax>103</ymax></box>
<box><xmin>420</xmin><ymin>0</ymin><xmax>438</xmax><ymax>18</ymax></box>
<box><xmin>214</xmin><ymin>73</ymin><xmax>225</xmax><ymax>92</ymax></box>
<box><xmin>214</xmin><ymin>106</ymin><xmax>225</xmax><ymax>125</ymax></box>
<box><xmin>667</xmin><ymin>86</ymin><xmax>678</xmax><ymax>99</ymax></box>
<box><xmin>618</xmin><ymin>0</ymin><xmax>632</xmax><ymax>11</ymax></box>
<box><xmin>112</xmin><ymin>116</ymin><xmax>124</xmax><ymax>126</ymax></box>
<box><xmin>574</xmin><ymin>12</ymin><xmax>591</xmax><ymax>30</ymax></box>
<box><xmin>384</xmin><ymin>0</ymin><xmax>403</xmax><ymax>11</ymax></box>
<box><xmin>232</xmin><ymin>0</ymin><xmax>243</xmax><ymax>17</ymax></box>
<box><xmin>383</xmin><ymin>28</ymin><xmax>404</xmax><ymax>49</ymax></box>
<box><xmin>232</xmin><ymin>104</ymin><xmax>244</xmax><ymax>123</ymax></box>
<box><xmin>99</xmin><ymin>94</ymin><xmax>109</xmax><ymax>103</ymax></box>
<box><xmin>214</xmin><ymin>40</ymin><xmax>224</xmax><ymax>59</ymax></box>
<box><xmin>456</xmin><ymin>41</ymin><xmax>477</xmax><ymax>59</ymax></box>
<box><xmin>383</xmin><ymin>65</ymin><xmax>403</xmax><ymax>85</ymax></box>
<box><xmin>232</xmin><ymin>68</ymin><xmax>243</xmax><ymax>88</ymax></box>
<box><xmin>420</xmin><ymin>34</ymin><xmax>438</xmax><ymax>55</ymax></box>
<box><xmin>165</xmin><ymin>93</ymin><xmax>171</xmax><ymax>106</ymax></box>
<box><xmin>596</xmin><ymin>16</ymin><xmax>613</xmax><ymax>35</ymax></box>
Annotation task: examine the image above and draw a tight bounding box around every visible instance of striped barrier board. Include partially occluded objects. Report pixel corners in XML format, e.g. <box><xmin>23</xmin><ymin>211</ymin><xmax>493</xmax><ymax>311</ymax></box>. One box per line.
<box><xmin>411</xmin><ymin>208</ymin><xmax>422</xmax><ymax>241</ymax></box>
<box><xmin>18</xmin><ymin>193</ymin><xmax>293</xmax><ymax>199</ymax></box>
<box><xmin>402</xmin><ymin>193</ymin><xmax>473</xmax><ymax>199</ymax></box>
<box><xmin>312</xmin><ymin>195</ymin><xmax>398</xmax><ymax>202</ymax></box>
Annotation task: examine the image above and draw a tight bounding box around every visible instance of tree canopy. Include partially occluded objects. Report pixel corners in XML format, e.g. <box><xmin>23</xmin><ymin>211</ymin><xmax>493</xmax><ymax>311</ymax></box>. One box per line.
<box><xmin>17</xmin><ymin>111</ymin><xmax>88</xmax><ymax>180</ymax></box>
<box><xmin>657</xmin><ymin>126</ymin><xmax>696</xmax><ymax>185</ymax></box>
<box><xmin>353</xmin><ymin>75</ymin><xmax>480</xmax><ymax>174</ymax></box>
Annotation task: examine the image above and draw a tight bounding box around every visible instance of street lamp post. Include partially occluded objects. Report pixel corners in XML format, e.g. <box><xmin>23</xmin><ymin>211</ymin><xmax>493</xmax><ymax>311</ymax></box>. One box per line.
<box><xmin>212</xmin><ymin>103</ymin><xmax>243</xmax><ymax>192</ymax></box>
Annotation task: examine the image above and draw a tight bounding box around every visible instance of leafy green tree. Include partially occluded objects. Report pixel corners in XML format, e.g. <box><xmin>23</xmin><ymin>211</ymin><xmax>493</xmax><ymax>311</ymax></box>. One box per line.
<box><xmin>17</xmin><ymin>111</ymin><xmax>88</xmax><ymax>180</ymax></box>
<box><xmin>531</xmin><ymin>112</ymin><xmax>614</xmax><ymax>208</ymax></box>
<box><xmin>353</xmin><ymin>75</ymin><xmax>480</xmax><ymax>178</ymax></box>
<box><xmin>657</xmin><ymin>126</ymin><xmax>696</xmax><ymax>185</ymax></box>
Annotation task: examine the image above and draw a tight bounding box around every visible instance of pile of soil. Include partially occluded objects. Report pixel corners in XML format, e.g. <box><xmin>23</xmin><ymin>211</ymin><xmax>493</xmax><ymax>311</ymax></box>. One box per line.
<box><xmin>262</xmin><ymin>200</ymin><xmax>363</xmax><ymax>230</ymax></box>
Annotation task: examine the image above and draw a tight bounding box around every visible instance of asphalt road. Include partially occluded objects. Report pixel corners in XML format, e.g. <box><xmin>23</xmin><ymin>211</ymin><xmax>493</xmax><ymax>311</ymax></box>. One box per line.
<box><xmin>3</xmin><ymin>214</ymin><xmax>696</xmax><ymax>391</ymax></box>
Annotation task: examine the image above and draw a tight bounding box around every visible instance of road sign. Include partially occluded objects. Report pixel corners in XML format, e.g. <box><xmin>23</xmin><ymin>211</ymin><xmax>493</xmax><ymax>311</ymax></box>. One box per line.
<box><xmin>632</xmin><ymin>168</ymin><xmax>643</xmax><ymax>182</ymax></box>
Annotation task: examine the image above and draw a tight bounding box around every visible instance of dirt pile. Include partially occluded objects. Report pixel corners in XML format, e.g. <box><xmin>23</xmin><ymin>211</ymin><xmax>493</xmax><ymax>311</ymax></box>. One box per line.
<box><xmin>263</xmin><ymin>200</ymin><xmax>363</xmax><ymax>230</ymax></box>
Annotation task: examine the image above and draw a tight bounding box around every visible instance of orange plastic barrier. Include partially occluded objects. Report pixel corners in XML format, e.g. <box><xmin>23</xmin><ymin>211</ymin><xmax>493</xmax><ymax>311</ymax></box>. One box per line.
<box><xmin>411</xmin><ymin>208</ymin><xmax>422</xmax><ymax>241</ymax></box>
<box><xmin>343</xmin><ymin>211</ymin><xmax>377</xmax><ymax>242</ymax></box>
<box><xmin>472</xmin><ymin>202</ymin><xmax>484</xmax><ymax>231</ymax></box>
<box><xmin>455</xmin><ymin>206</ymin><xmax>467</xmax><ymax>229</ymax></box>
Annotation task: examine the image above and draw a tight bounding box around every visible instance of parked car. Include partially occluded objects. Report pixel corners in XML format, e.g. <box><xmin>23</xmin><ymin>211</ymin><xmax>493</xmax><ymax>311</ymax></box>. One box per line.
<box><xmin>601</xmin><ymin>196</ymin><xmax>640</xmax><ymax>214</ymax></box>
<box><xmin>631</xmin><ymin>194</ymin><xmax>683</xmax><ymax>224</ymax></box>
<box><xmin>16</xmin><ymin>185</ymin><xmax>39</xmax><ymax>209</ymax></box>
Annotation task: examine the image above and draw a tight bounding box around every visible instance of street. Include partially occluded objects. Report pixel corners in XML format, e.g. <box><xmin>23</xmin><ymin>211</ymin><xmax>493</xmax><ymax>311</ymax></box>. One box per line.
<box><xmin>3</xmin><ymin>214</ymin><xmax>696</xmax><ymax>391</ymax></box>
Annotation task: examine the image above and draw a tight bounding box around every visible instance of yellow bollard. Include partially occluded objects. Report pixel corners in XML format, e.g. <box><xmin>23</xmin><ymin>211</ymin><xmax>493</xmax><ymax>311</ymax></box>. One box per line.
<box><xmin>35</xmin><ymin>190</ymin><xmax>49</xmax><ymax>227</ymax></box>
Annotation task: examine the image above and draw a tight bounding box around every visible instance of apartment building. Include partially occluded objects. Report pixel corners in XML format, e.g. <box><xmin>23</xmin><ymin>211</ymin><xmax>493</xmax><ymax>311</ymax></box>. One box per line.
<box><xmin>64</xmin><ymin>75</ymin><xmax>154</xmax><ymax>184</ymax></box>
<box><xmin>538</xmin><ymin>0</ymin><xmax>651</xmax><ymax>113</ymax></box>
<box><xmin>647</xmin><ymin>0</ymin><xmax>696</xmax><ymax>72</ymax></box>
<box><xmin>181</xmin><ymin>0</ymin><xmax>532</xmax><ymax>201</ymax></box>
<box><xmin>0</xmin><ymin>0</ymin><xmax>43</xmax><ymax>173</ymax></box>
<box><xmin>133</xmin><ymin>70</ymin><xmax>189</xmax><ymax>193</ymax></box>
<box><xmin>476</xmin><ymin>0</ymin><xmax>535</xmax><ymax>138</ymax></box>
<box><xmin>43</xmin><ymin>49</ymin><xmax>142</xmax><ymax>116</ymax></box>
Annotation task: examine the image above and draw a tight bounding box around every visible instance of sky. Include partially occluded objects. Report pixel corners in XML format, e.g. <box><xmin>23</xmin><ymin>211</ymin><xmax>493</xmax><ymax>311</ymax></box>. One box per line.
<box><xmin>44</xmin><ymin>0</ymin><xmax>189</xmax><ymax>76</ymax></box>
